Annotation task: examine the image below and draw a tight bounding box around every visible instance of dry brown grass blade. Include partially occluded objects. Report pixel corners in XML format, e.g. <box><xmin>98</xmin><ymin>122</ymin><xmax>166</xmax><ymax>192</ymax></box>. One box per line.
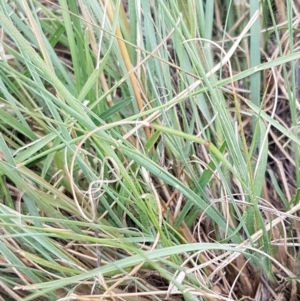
<box><xmin>0</xmin><ymin>280</ymin><xmax>25</xmax><ymax>301</ymax></box>
<box><xmin>274</xmin><ymin>0</ymin><xmax>286</xmax><ymax>23</ymax></box>
<box><xmin>104</xmin><ymin>0</ymin><xmax>151</xmax><ymax>140</ymax></box>
<box><xmin>235</xmin><ymin>255</ymin><xmax>256</xmax><ymax>297</ymax></box>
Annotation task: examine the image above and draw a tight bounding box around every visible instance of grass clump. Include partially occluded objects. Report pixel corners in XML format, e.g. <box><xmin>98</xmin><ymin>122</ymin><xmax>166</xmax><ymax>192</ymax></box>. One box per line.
<box><xmin>1</xmin><ymin>0</ymin><xmax>300</xmax><ymax>300</ymax></box>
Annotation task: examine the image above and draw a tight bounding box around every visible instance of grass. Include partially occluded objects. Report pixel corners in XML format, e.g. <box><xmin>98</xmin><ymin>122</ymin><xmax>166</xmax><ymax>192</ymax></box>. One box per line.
<box><xmin>0</xmin><ymin>0</ymin><xmax>300</xmax><ymax>300</ymax></box>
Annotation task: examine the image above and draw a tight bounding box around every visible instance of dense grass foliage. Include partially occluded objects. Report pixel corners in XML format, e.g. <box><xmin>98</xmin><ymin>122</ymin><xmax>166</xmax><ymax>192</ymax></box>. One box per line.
<box><xmin>1</xmin><ymin>1</ymin><xmax>300</xmax><ymax>300</ymax></box>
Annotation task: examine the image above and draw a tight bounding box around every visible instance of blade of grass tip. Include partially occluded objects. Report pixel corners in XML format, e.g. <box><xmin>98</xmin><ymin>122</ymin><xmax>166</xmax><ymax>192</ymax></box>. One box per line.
<box><xmin>253</xmin><ymin>120</ymin><xmax>268</xmax><ymax>197</ymax></box>
<box><xmin>0</xmin><ymin>135</ymin><xmax>18</xmax><ymax>169</ymax></box>
<box><xmin>105</xmin><ymin>0</ymin><xmax>151</xmax><ymax>139</ymax></box>
<box><xmin>77</xmin><ymin>42</ymin><xmax>112</xmax><ymax>104</ymax></box>
<box><xmin>242</xmin><ymin>95</ymin><xmax>300</xmax><ymax>146</ymax></box>
<box><xmin>39</xmin><ymin>16</ymin><xmax>75</xmax><ymax>90</ymax></box>
<box><xmin>13</xmin><ymin>132</ymin><xmax>58</xmax><ymax>163</ymax></box>
<box><xmin>0</xmin><ymin>108</ymin><xmax>36</xmax><ymax>141</ymax></box>
<box><xmin>99</xmin><ymin>96</ymin><xmax>133</xmax><ymax>121</ymax></box>
<box><xmin>267</xmin><ymin>169</ymin><xmax>289</xmax><ymax>209</ymax></box>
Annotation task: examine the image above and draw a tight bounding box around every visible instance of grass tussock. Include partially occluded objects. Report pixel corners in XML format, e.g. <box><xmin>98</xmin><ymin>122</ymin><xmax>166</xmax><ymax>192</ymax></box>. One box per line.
<box><xmin>1</xmin><ymin>0</ymin><xmax>300</xmax><ymax>300</ymax></box>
